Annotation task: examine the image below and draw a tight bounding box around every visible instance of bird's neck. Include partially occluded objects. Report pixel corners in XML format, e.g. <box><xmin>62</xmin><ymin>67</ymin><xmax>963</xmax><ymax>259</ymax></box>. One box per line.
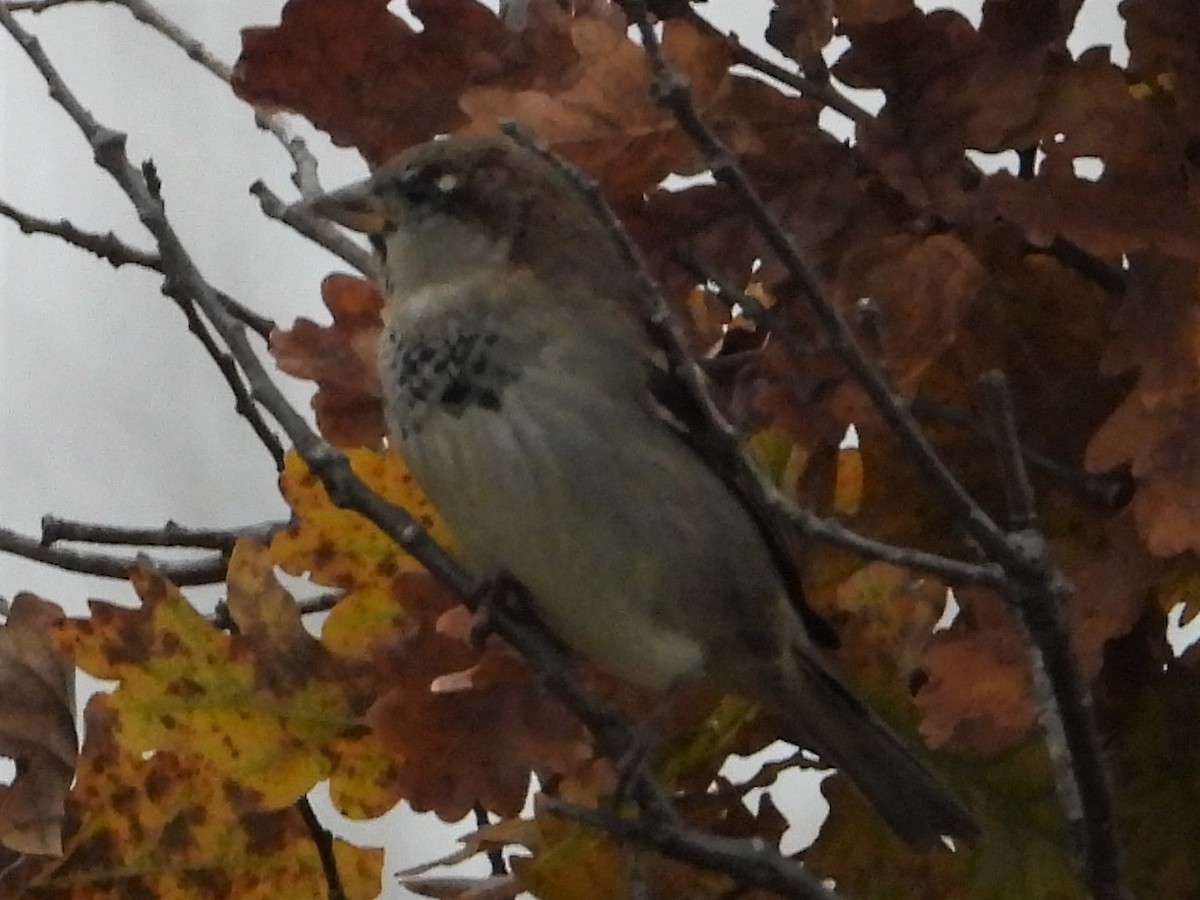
<box><xmin>380</xmin><ymin>212</ymin><xmax>512</xmax><ymax>299</ymax></box>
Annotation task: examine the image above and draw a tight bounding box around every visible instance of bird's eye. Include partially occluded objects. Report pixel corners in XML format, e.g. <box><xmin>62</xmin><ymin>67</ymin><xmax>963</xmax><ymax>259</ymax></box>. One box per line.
<box><xmin>401</xmin><ymin>166</ymin><xmax>460</xmax><ymax>209</ymax></box>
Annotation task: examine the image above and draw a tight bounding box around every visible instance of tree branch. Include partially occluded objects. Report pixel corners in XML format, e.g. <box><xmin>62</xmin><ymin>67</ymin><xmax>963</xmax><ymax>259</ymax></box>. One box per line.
<box><xmin>681</xmin><ymin>7</ymin><xmax>873</xmax><ymax>127</ymax></box>
<box><xmin>104</xmin><ymin>0</ymin><xmax>323</xmax><ymax>197</ymax></box>
<box><xmin>544</xmin><ymin>797</ymin><xmax>842</xmax><ymax>900</ymax></box>
<box><xmin>977</xmin><ymin>372</ymin><xmax>1127</xmax><ymax>900</ymax></box>
<box><xmin>295</xmin><ymin>795</ymin><xmax>345</xmax><ymax>900</ymax></box>
<box><xmin>0</xmin><ymin>524</ymin><xmax>229</xmax><ymax>585</ymax></box>
<box><xmin>40</xmin><ymin>516</ymin><xmax>283</xmax><ymax>549</ymax></box>
<box><xmin>96</xmin><ymin>0</ymin><xmax>368</xmax><ymax>268</ymax></box>
<box><xmin>0</xmin><ymin>198</ymin><xmax>159</xmax><ymax>267</ymax></box>
<box><xmin>257</xmin><ymin>180</ymin><xmax>377</xmax><ymax>277</ymax></box>
<box><xmin>911</xmin><ymin>397</ymin><xmax>1131</xmax><ymax>510</ymax></box>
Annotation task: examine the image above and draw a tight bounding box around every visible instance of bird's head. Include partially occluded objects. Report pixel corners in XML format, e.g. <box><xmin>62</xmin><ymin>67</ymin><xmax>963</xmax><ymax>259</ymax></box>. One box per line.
<box><xmin>309</xmin><ymin>135</ymin><xmax>621</xmax><ymax>297</ymax></box>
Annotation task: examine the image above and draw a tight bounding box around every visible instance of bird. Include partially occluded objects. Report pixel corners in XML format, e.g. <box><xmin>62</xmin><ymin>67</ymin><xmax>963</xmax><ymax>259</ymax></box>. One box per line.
<box><xmin>309</xmin><ymin>133</ymin><xmax>978</xmax><ymax>847</ymax></box>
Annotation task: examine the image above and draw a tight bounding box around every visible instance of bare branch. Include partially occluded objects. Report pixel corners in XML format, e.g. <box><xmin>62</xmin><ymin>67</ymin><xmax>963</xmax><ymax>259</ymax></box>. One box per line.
<box><xmin>104</xmin><ymin>0</ymin><xmax>324</xmax><ymax>198</ymax></box>
<box><xmin>0</xmin><ymin>523</ymin><xmax>229</xmax><ymax>585</ymax></box>
<box><xmin>911</xmin><ymin>397</ymin><xmax>1131</xmax><ymax>510</ymax></box>
<box><xmin>980</xmin><ymin>371</ymin><xmax>1043</xmax><ymax>533</ymax></box>
<box><xmin>978</xmin><ymin>371</ymin><xmax>1128</xmax><ymax>899</ymax></box>
<box><xmin>544</xmin><ymin>797</ymin><xmax>843</xmax><ymax>900</ymax></box>
<box><xmin>295</xmin><ymin>796</ymin><xmax>346</xmax><ymax>900</ymax></box>
<box><xmin>40</xmin><ymin>516</ymin><xmax>284</xmax><ymax>549</ymax></box>
<box><xmin>99</xmin><ymin>0</ymin><xmax>360</xmax><ymax>264</ymax></box>
<box><xmin>0</xmin><ymin>198</ymin><xmax>159</xmax><ymax>267</ymax></box>
<box><xmin>5</xmin><ymin>0</ymin><xmax>79</xmax><ymax>11</ymax></box>
<box><xmin>214</xmin><ymin>287</ymin><xmax>275</xmax><ymax>339</ymax></box>
<box><xmin>256</xmin><ymin>181</ymin><xmax>377</xmax><ymax>277</ymax></box>
<box><xmin>166</xmin><ymin>285</ymin><xmax>287</xmax><ymax>469</ymax></box>
<box><xmin>681</xmin><ymin>8</ymin><xmax>873</xmax><ymax>127</ymax></box>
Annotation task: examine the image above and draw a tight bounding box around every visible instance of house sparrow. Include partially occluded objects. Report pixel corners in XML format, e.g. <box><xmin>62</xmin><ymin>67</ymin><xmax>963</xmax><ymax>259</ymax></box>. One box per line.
<box><xmin>310</xmin><ymin>134</ymin><xmax>977</xmax><ymax>847</ymax></box>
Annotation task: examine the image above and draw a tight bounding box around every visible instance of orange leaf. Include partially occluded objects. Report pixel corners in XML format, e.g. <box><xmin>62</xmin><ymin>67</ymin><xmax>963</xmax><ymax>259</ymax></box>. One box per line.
<box><xmin>271</xmin><ymin>273</ymin><xmax>386</xmax><ymax>448</ymax></box>
<box><xmin>367</xmin><ymin>573</ymin><xmax>588</xmax><ymax>821</ymax></box>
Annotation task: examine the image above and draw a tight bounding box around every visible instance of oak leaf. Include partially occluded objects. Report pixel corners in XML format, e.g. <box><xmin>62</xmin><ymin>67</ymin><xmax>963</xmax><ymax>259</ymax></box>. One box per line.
<box><xmin>270</xmin><ymin>274</ymin><xmax>385</xmax><ymax>448</ymax></box>
<box><xmin>52</xmin><ymin>550</ymin><xmax>375</xmax><ymax>811</ymax></box>
<box><xmin>0</xmin><ymin>699</ymin><xmax>382</xmax><ymax>899</ymax></box>
<box><xmin>367</xmin><ymin>572</ymin><xmax>589</xmax><ymax>821</ymax></box>
<box><xmin>0</xmin><ymin>594</ymin><xmax>75</xmax><ymax>858</ymax></box>
<box><xmin>233</xmin><ymin>0</ymin><xmax>579</xmax><ymax>165</ymax></box>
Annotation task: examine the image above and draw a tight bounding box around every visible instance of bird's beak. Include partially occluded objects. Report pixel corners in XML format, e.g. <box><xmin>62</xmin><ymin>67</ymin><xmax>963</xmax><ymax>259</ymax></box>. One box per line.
<box><xmin>307</xmin><ymin>178</ymin><xmax>387</xmax><ymax>234</ymax></box>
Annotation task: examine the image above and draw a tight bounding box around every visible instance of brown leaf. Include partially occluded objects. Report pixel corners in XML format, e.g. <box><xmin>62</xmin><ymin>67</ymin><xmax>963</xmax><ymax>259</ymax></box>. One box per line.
<box><xmin>0</xmin><ymin>595</ymin><xmax>75</xmax><ymax>857</ymax></box>
<box><xmin>767</xmin><ymin>0</ymin><xmax>833</xmax><ymax>74</ymax></box>
<box><xmin>833</xmin><ymin>0</ymin><xmax>913</xmax><ymax>25</ymax></box>
<box><xmin>1058</xmin><ymin>511</ymin><xmax>1162</xmax><ymax>681</ymax></box>
<box><xmin>979</xmin><ymin>0</ymin><xmax>1085</xmax><ymax>50</ymax></box>
<box><xmin>916</xmin><ymin>587</ymin><xmax>1036</xmax><ymax>753</ymax></box>
<box><xmin>460</xmin><ymin>15</ymin><xmax>731</xmax><ymax>197</ymax></box>
<box><xmin>367</xmin><ymin>573</ymin><xmax>589</xmax><ymax>821</ymax></box>
<box><xmin>838</xmin><ymin>233</ymin><xmax>986</xmax><ymax>396</ymax></box>
<box><xmin>978</xmin><ymin>48</ymin><xmax>1197</xmax><ymax>259</ymax></box>
<box><xmin>835</xmin><ymin>8</ymin><xmax>1055</xmax><ymax>219</ymax></box>
<box><xmin>1086</xmin><ymin>257</ymin><xmax>1200</xmax><ymax>555</ymax></box>
<box><xmin>1123</xmin><ymin>0</ymin><xmax>1200</xmax><ymax>149</ymax></box>
<box><xmin>271</xmin><ymin>273</ymin><xmax>386</xmax><ymax>448</ymax></box>
<box><xmin>234</xmin><ymin>0</ymin><xmax>579</xmax><ymax>166</ymax></box>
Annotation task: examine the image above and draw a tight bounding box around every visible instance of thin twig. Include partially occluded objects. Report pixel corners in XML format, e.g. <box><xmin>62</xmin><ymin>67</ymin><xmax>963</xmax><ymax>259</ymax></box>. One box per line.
<box><xmin>167</xmin><ymin>285</ymin><xmax>286</xmax><ymax>469</ymax></box>
<box><xmin>544</xmin><ymin>797</ymin><xmax>842</xmax><ymax>900</ymax></box>
<box><xmin>256</xmin><ymin>181</ymin><xmax>377</xmax><ymax>277</ymax></box>
<box><xmin>103</xmin><ymin>0</ymin><xmax>365</xmax><ymax>270</ymax></box>
<box><xmin>0</xmin><ymin>524</ymin><xmax>229</xmax><ymax>585</ymax></box>
<box><xmin>473</xmin><ymin>804</ymin><xmax>507</xmax><ymax>877</ymax></box>
<box><xmin>978</xmin><ymin>372</ymin><xmax>1126</xmax><ymax>900</ymax></box>
<box><xmin>979</xmin><ymin>372</ymin><xmax>1039</xmax><ymax>531</ymax></box>
<box><xmin>0</xmin><ymin>195</ymin><xmax>274</xmax><ymax>336</ymax></box>
<box><xmin>104</xmin><ymin>0</ymin><xmax>324</xmax><ymax>197</ymax></box>
<box><xmin>680</xmin><ymin>7</ymin><xmax>873</xmax><ymax>127</ymax></box>
<box><xmin>296</xmin><ymin>795</ymin><xmax>346</xmax><ymax>900</ymax></box>
<box><xmin>786</xmin><ymin>505</ymin><xmax>1005</xmax><ymax>587</ymax></box>
<box><xmin>911</xmin><ymin>397</ymin><xmax>1131</xmax><ymax>510</ymax></box>
<box><xmin>210</xmin><ymin>590</ymin><xmax>343</xmax><ymax>630</ymax></box>
<box><xmin>215</xmin><ymin>288</ymin><xmax>275</xmax><ymax>339</ymax></box>
<box><xmin>40</xmin><ymin>516</ymin><xmax>284</xmax><ymax>549</ymax></box>
<box><xmin>5</xmin><ymin>0</ymin><xmax>79</xmax><ymax>10</ymax></box>
<box><xmin>687</xmin><ymin>250</ymin><xmax>1129</xmax><ymax>513</ymax></box>
<box><xmin>0</xmin><ymin>198</ymin><xmax>160</xmax><ymax>267</ymax></box>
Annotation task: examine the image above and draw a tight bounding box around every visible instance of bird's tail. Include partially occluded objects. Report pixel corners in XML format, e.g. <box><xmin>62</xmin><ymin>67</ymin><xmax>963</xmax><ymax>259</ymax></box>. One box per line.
<box><xmin>780</xmin><ymin>652</ymin><xmax>979</xmax><ymax>848</ymax></box>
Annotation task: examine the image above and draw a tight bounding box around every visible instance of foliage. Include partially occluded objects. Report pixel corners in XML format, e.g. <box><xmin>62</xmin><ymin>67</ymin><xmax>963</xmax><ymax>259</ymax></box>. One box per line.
<box><xmin>2</xmin><ymin>0</ymin><xmax>1200</xmax><ymax>898</ymax></box>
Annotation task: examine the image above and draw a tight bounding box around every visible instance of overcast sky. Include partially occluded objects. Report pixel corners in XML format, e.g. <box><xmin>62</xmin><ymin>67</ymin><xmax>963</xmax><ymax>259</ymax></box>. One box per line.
<box><xmin>0</xmin><ymin>3</ymin><xmax>1130</xmax><ymax>897</ymax></box>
